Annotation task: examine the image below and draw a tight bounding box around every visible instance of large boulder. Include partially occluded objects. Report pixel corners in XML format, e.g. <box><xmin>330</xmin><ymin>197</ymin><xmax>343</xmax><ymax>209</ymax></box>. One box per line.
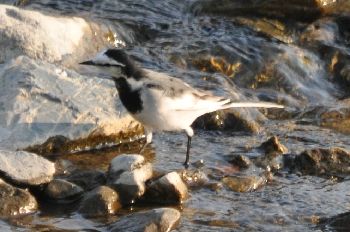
<box><xmin>0</xmin><ymin>150</ymin><xmax>55</xmax><ymax>185</ymax></box>
<box><xmin>0</xmin><ymin>4</ymin><xmax>116</xmax><ymax>64</ymax></box>
<box><xmin>0</xmin><ymin>56</ymin><xmax>139</xmax><ymax>150</ymax></box>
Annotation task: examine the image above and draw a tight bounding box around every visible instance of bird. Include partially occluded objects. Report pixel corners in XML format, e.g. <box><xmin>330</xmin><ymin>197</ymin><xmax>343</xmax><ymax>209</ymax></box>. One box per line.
<box><xmin>80</xmin><ymin>49</ymin><xmax>284</xmax><ymax>168</ymax></box>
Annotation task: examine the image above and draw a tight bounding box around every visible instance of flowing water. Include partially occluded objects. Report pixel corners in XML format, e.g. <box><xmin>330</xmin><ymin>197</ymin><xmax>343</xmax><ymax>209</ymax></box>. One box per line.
<box><xmin>1</xmin><ymin>0</ymin><xmax>350</xmax><ymax>231</ymax></box>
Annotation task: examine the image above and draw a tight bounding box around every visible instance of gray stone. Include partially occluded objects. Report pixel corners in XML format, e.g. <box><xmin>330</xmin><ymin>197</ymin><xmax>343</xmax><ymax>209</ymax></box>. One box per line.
<box><xmin>0</xmin><ymin>4</ymin><xmax>116</xmax><ymax>64</ymax></box>
<box><xmin>0</xmin><ymin>178</ymin><xmax>37</xmax><ymax>217</ymax></box>
<box><xmin>0</xmin><ymin>150</ymin><xmax>55</xmax><ymax>185</ymax></box>
<box><xmin>109</xmin><ymin>208</ymin><xmax>181</xmax><ymax>232</ymax></box>
<box><xmin>66</xmin><ymin>169</ymin><xmax>106</xmax><ymax>191</ymax></box>
<box><xmin>44</xmin><ymin>179</ymin><xmax>83</xmax><ymax>202</ymax></box>
<box><xmin>79</xmin><ymin>186</ymin><xmax>121</xmax><ymax>217</ymax></box>
<box><xmin>108</xmin><ymin>154</ymin><xmax>153</xmax><ymax>204</ymax></box>
<box><xmin>0</xmin><ymin>56</ymin><xmax>138</xmax><ymax>150</ymax></box>
<box><xmin>142</xmin><ymin>172</ymin><xmax>188</xmax><ymax>204</ymax></box>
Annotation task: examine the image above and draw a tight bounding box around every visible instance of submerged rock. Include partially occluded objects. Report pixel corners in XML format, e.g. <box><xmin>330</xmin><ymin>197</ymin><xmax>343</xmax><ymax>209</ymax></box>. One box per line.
<box><xmin>0</xmin><ymin>150</ymin><xmax>55</xmax><ymax>185</ymax></box>
<box><xmin>109</xmin><ymin>208</ymin><xmax>181</xmax><ymax>232</ymax></box>
<box><xmin>141</xmin><ymin>172</ymin><xmax>188</xmax><ymax>204</ymax></box>
<box><xmin>44</xmin><ymin>179</ymin><xmax>83</xmax><ymax>202</ymax></box>
<box><xmin>294</xmin><ymin>147</ymin><xmax>350</xmax><ymax>176</ymax></box>
<box><xmin>79</xmin><ymin>186</ymin><xmax>121</xmax><ymax>217</ymax></box>
<box><xmin>0</xmin><ymin>178</ymin><xmax>37</xmax><ymax>217</ymax></box>
<box><xmin>108</xmin><ymin>154</ymin><xmax>153</xmax><ymax>204</ymax></box>
<box><xmin>227</xmin><ymin>154</ymin><xmax>252</xmax><ymax>169</ymax></box>
<box><xmin>222</xmin><ymin>173</ymin><xmax>270</xmax><ymax>192</ymax></box>
<box><xmin>66</xmin><ymin>169</ymin><xmax>106</xmax><ymax>191</ymax></box>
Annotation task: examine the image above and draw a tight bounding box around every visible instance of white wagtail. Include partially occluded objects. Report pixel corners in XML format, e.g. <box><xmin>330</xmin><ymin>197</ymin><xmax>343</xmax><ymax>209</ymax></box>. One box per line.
<box><xmin>80</xmin><ymin>49</ymin><xmax>283</xmax><ymax>168</ymax></box>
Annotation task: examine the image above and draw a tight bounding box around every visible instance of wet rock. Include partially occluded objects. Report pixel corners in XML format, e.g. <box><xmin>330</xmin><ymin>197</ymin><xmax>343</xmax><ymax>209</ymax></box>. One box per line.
<box><xmin>193</xmin><ymin>109</ymin><xmax>260</xmax><ymax>134</ymax></box>
<box><xmin>141</xmin><ymin>172</ymin><xmax>188</xmax><ymax>204</ymax></box>
<box><xmin>227</xmin><ymin>154</ymin><xmax>252</xmax><ymax>169</ymax></box>
<box><xmin>109</xmin><ymin>208</ymin><xmax>181</xmax><ymax>232</ymax></box>
<box><xmin>79</xmin><ymin>186</ymin><xmax>121</xmax><ymax>217</ymax></box>
<box><xmin>66</xmin><ymin>169</ymin><xmax>106</xmax><ymax>191</ymax></box>
<box><xmin>294</xmin><ymin>147</ymin><xmax>350</xmax><ymax>176</ymax></box>
<box><xmin>319</xmin><ymin>100</ymin><xmax>350</xmax><ymax>134</ymax></box>
<box><xmin>0</xmin><ymin>55</ymin><xmax>139</xmax><ymax>150</ymax></box>
<box><xmin>0</xmin><ymin>4</ymin><xmax>113</xmax><ymax>64</ymax></box>
<box><xmin>44</xmin><ymin>179</ymin><xmax>83</xmax><ymax>202</ymax></box>
<box><xmin>0</xmin><ymin>150</ymin><xmax>55</xmax><ymax>185</ymax></box>
<box><xmin>300</xmin><ymin>19</ymin><xmax>339</xmax><ymax>45</ymax></box>
<box><xmin>0</xmin><ymin>178</ymin><xmax>37</xmax><ymax>217</ymax></box>
<box><xmin>191</xmin><ymin>0</ymin><xmax>347</xmax><ymax>22</ymax></box>
<box><xmin>108</xmin><ymin>154</ymin><xmax>153</xmax><ymax>204</ymax></box>
<box><xmin>222</xmin><ymin>173</ymin><xmax>270</xmax><ymax>192</ymax></box>
<box><xmin>180</xmin><ymin>169</ymin><xmax>209</xmax><ymax>188</ymax></box>
<box><xmin>54</xmin><ymin>159</ymin><xmax>76</xmax><ymax>176</ymax></box>
<box><xmin>259</xmin><ymin>136</ymin><xmax>288</xmax><ymax>155</ymax></box>
<box><xmin>255</xmin><ymin>136</ymin><xmax>288</xmax><ymax>171</ymax></box>
<box><xmin>320</xmin><ymin>211</ymin><xmax>350</xmax><ymax>232</ymax></box>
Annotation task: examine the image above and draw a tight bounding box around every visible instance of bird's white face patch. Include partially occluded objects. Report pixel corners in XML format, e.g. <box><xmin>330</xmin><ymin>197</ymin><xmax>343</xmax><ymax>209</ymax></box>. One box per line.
<box><xmin>92</xmin><ymin>50</ymin><xmax>126</xmax><ymax>66</ymax></box>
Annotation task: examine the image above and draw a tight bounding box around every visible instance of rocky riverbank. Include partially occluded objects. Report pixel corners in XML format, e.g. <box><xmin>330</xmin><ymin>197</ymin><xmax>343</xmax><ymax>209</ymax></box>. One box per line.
<box><xmin>0</xmin><ymin>1</ymin><xmax>350</xmax><ymax>231</ymax></box>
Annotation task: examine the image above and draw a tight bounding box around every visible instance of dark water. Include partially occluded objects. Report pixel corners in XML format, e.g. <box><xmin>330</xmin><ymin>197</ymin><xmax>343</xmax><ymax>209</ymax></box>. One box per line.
<box><xmin>1</xmin><ymin>0</ymin><xmax>350</xmax><ymax>231</ymax></box>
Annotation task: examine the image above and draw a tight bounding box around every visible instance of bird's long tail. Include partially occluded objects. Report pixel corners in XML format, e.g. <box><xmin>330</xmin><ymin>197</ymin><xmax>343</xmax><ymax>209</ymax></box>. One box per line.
<box><xmin>221</xmin><ymin>100</ymin><xmax>284</xmax><ymax>109</ymax></box>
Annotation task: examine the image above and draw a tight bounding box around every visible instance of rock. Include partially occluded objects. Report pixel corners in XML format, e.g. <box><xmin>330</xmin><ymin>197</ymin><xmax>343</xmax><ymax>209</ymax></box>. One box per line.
<box><xmin>0</xmin><ymin>4</ymin><xmax>115</xmax><ymax>64</ymax></box>
<box><xmin>258</xmin><ymin>136</ymin><xmax>288</xmax><ymax>155</ymax></box>
<box><xmin>227</xmin><ymin>154</ymin><xmax>252</xmax><ymax>169</ymax></box>
<box><xmin>108</xmin><ymin>154</ymin><xmax>153</xmax><ymax>204</ymax></box>
<box><xmin>191</xmin><ymin>0</ymin><xmax>347</xmax><ymax>22</ymax></box>
<box><xmin>44</xmin><ymin>179</ymin><xmax>83</xmax><ymax>202</ymax></box>
<box><xmin>0</xmin><ymin>56</ymin><xmax>139</xmax><ymax>150</ymax></box>
<box><xmin>141</xmin><ymin>172</ymin><xmax>188</xmax><ymax>204</ymax></box>
<box><xmin>255</xmin><ymin>136</ymin><xmax>288</xmax><ymax>171</ymax></box>
<box><xmin>222</xmin><ymin>174</ymin><xmax>269</xmax><ymax>192</ymax></box>
<box><xmin>193</xmin><ymin>109</ymin><xmax>260</xmax><ymax>134</ymax></box>
<box><xmin>79</xmin><ymin>186</ymin><xmax>121</xmax><ymax>217</ymax></box>
<box><xmin>0</xmin><ymin>150</ymin><xmax>55</xmax><ymax>185</ymax></box>
<box><xmin>109</xmin><ymin>208</ymin><xmax>181</xmax><ymax>232</ymax></box>
<box><xmin>319</xmin><ymin>100</ymin><xmax>350</xmax><ymax>134</ymax></box>
<box><xmin>294</xmin><ymin>147</ymin><xmax>350</xmax><ymax>176</ymax></box>
<box><xmin>300</xmin><ymin>19</ymin><xmax>339</xmax><ymax>45</ymax></box>
<box><xmin>180</xmin><ymin>169</ymin><xmax>209</xmax><ymax>188</ymax></box>
<box><xmin>66</xmin><ymin>169</ymin><xmax>106</xmax><ymax>191</ymax></box>
<box><xmin>0</xmin><ymin>178</ymin><xmax>37</xmax><ymax>217</ymax></box>
<box><xmin>320</xmin><ymin>212</ymin><xmax>350</xmax><ymax>232</ymax></box>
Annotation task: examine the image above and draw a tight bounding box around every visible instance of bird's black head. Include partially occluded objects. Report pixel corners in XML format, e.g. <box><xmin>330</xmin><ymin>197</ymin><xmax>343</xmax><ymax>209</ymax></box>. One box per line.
<box><xmin>80</xmin><ymin>49</ymin><xmax>145</xmax><ymax>80</ymax></box>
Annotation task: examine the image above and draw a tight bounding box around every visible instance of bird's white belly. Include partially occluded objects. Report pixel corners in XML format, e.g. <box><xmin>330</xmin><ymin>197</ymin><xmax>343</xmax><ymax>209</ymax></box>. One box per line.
<box><xmin>132</xmin><ymin>107</ymin><xmax>196</xmax><ymax>132</ymax></box>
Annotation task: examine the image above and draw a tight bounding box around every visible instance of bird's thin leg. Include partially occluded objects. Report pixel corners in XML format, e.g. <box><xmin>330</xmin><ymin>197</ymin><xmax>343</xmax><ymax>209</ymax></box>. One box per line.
<box><xmin>184</xmin><ymin>135</ymin><xmax>192</xmax><ymax>168</ymax></box>
<box><xmin>184</xmin><ymin>127</ymin><xmax>194</xmax><ymax>169</ymax></box>
<box><xmin>139</xmin><ymin>128</ymin><xmax>152</xmax><ymax>154</ymax></box>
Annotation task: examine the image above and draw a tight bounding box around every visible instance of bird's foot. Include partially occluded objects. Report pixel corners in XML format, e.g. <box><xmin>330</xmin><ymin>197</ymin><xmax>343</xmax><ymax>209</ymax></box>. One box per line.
<box><xmin>183</xmin><ymin>161</ymin><xmax>189</xmax><ymax>169</ymax></box>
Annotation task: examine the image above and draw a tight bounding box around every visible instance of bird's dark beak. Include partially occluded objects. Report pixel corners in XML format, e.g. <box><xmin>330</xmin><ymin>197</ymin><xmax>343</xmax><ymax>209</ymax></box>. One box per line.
<box><xmin>79</xmin><ymin>60</ymin><xmax>95</xmax><ymax>65</ymax></box>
